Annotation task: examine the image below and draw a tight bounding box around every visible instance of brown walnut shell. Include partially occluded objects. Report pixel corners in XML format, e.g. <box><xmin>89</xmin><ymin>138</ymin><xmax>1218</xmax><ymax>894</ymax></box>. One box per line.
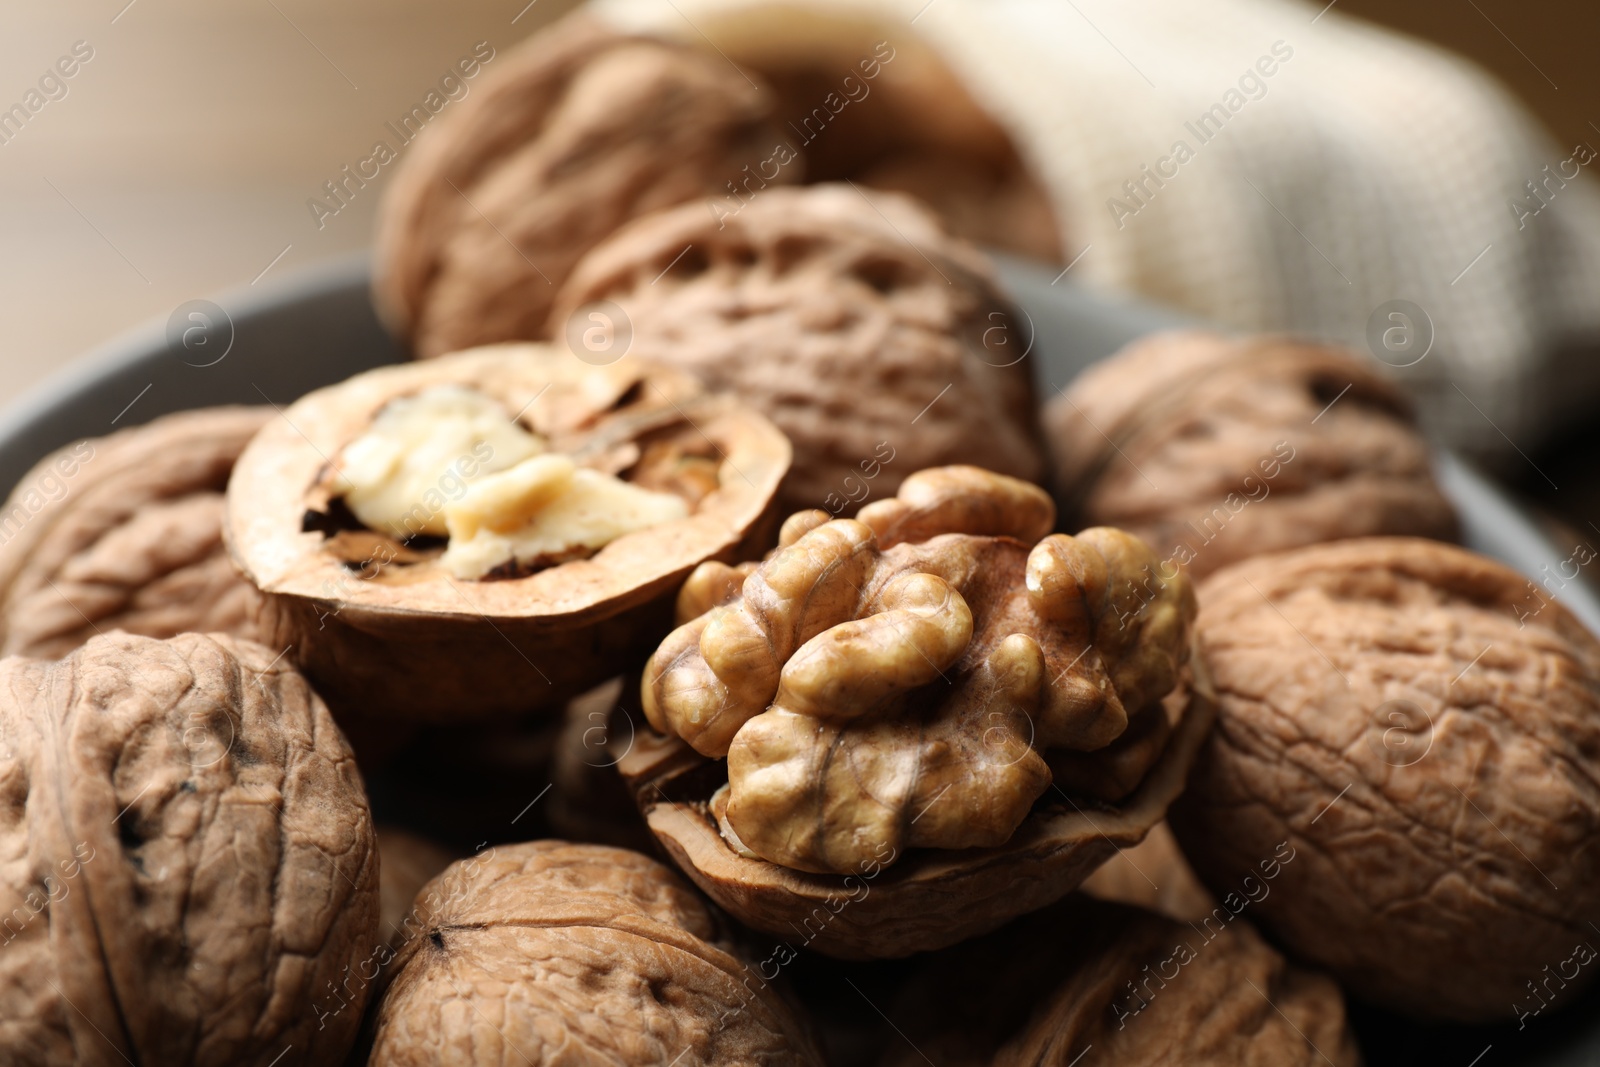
<box><xmin>1044</xmin><ymin>331</ymin><xmax>1458</xmax><ymax>578</ymax></box>
<box><xmin>0</xmin><ymin>632</ymin><xmax>380</xmax><ymax>1066</ymax></box>
<box><xmin>0</xmin><ymin>407</ymin><xmax>271</xmax><ymax>659</ymax></box>
<box><xmin>225</xmin><ymin>345</ymin><xmax>790</xmax><ymax>725</ymax></box>
<box><xmin>1170</xmin><ymin>537</ymin><xmax>1600</xmax><ymax>1020</ymax></box>
<box><xmin>878</xmin><ymin>895</ymin><xmax>1363</xmax><ymax>1067</ymax></box>
<box><xmin>366</xmin><ymin>840</ymin><xmax>825</xmax><ymax>1066</ymax></box>
<box><xmin>620</xmin><ymin>679</ymin><xmax>1212</xmax><ymax>960</ymax></box>
<box><xmin>375</xmin><ymin>12</ymin><xmax>792</xmax><ymax>358</ymax></box>
<box><xmin>549</xmin><ymin>183</ymin><xmax>1046</xmax><ymax>513</ymax></box>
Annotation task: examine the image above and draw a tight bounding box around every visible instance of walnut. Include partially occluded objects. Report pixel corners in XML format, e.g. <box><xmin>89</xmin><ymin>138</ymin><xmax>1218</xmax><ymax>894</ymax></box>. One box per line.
<box><xmin>0</xmin><ymin>632</ymin><xmax>379</xmax><ymax>1065</ymax></box>
<box><xmin>365</xmin><ymin>840</ymin><xmax>824</xmax><ymax>1066</ymax></box>
<box><xmin>1043</xmin><ymin>331</ymin><xmax>1458</xmax><ymax>578</ymax></box>
<box><xmin>225</xmin><ymin>344</ymin><xmax>790</xmax><ymax>725</ymax></box>
<box><xmin>878</xmin><ymin>896</ymin><xmax>1362</xmax><ymax>1066</ymax></box>
<box><xmin>548</xmin><ymin>184</ymin><xmax>1046</xmax><ymax>513</ymax></box>
<box><xmin>621</xmin><ymin>467</ymin><xmax>1212</xmax><ymax>957</ymax></box>
<box><xmin>374</xmin><ymin>12</ymin><xmax>791</xmax><ymax>358</ymax></box>
<box><xmin>1169</xmin><ymin>537</ymin><xmax>1600</xmax><ymax>1020</ymax></box>
<box><xmin>0</xmin><ymin>407</ymin><xmax>271</xmax><ymax>659</ymax></box>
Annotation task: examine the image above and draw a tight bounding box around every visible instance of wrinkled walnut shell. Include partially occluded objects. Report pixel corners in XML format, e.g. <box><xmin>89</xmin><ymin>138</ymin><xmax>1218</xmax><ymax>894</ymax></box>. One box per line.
<box><xmin>375</xmin><ymin>12</ymin><xmax>791</xmax><ymax>357</ymax></box>
<box><xmin>1044</xmin><ymin>331</ymin><xmax>1458</xmax><ymax>578</ymax></box>
<box><xmin>0</xmin><ymin>407</ymin><xmax>271</xmax><ymax>659</ymax></box>
<box><xmin>879</xmin><ymin>895</ymin><xmax>1362</xmax><ymax>1066</ymax></box>
<box><xmin>0</xmin><ymin>632</ymin><xmax>379</xmax><ymax>1066</ymax></box>
<box><xmin>550</xmin><ymin>184</ymin><xmax>1045</xmax><ymax>512</ymax></box>
<box><xmin>366</xmin><ymin>840</ymin><xmax>824</xmax><ymax>1066</ymax></box>
<box><xmin>225</xmin><ymin>345</ymin><xmax>790</xmax><ymax>724</ymax></box>
<box><xmin>1171</xmin><ymin>537</ymin><xmax>1600</xmax><ymax>1020</ymax></box>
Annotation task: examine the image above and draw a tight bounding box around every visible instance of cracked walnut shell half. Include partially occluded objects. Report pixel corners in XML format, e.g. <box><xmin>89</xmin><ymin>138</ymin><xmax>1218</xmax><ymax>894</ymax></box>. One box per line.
<box><xmin>1171</xmin><ymin>537</ymin><xmax>1600</xmax><ymax>1020</ymax></box>
<box><xmin>365</xmin><ymin>840</ymin><xmax>824</xmax><ymax>1066</ymax></box>
<box><xmin>0</xmin><ymin>406</ymin><xmax>271</xmax><ymax>660</ymax></box>
<box><xmin>624</xmin><ymin>467</ymin><xmax>1210</xmax><ymax>957</ymax></box>
<box><xmin>225</xmin><ymin>344</ymin><xmax>789</xmax><ymax>725</ymax></box>
<box><xmin>549</xmin><ymin>183</ymin><xmax>1045</xmax><ymax>513</ymax></box>
<box><xmin>374</xmin><ymin>12</ymin><xmax>792</xmax><ymax>358</ymax></box>
<box><xmin>0</xmin><ymin>632</ymin><xmax>379</xmax><ymax>1066</ymax></box>
<box><xmin>1044</xmin><ymin>331</ymin><xmax>1458</xmax><ymax>579</ymax></box>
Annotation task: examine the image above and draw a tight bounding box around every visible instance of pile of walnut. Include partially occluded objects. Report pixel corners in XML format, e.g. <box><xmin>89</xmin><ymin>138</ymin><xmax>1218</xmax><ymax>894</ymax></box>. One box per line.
<box><xmin>3</xmin><ymin>9</ymin><xmax>1596</xmax><ymax>1065</ymax></box>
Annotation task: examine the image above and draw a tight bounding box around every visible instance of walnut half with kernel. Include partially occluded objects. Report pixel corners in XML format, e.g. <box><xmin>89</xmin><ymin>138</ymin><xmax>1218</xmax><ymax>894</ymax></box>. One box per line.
<box><xmin>225</xmin><ymin>344</ymin><xmax>790</xmax><ymax>726</ymax></box>
<box><xmin>623</xmin><ymin>467</ymin><xmax>1212</xmax><ymax>958</ymax></box>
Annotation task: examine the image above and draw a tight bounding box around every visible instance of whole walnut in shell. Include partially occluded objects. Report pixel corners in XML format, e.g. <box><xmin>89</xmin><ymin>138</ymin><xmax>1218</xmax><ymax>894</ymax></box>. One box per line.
<box><xmin>879</xmin><ymin>895</ymin><xmax>1362</xmax><ymax>1066</ymax></box>
<box><xmin>0</xmin><ymin>407</ymin><xmax>270</xmax><ymax>659</ymax></box>
<box><xmin>1170</xmin><ymin>537</ymin><xmax>1600</xmax><ymax>1020</ymax></box>
<box><xmin>375</xmin><ymin>12</ymin><xmax>792</xmax><ymax>358</ymax></box>
<box><xmin>549</xmin><ymin>184</ymin><xmax>1046</xmax><ymax>512</ymax></box>
<box><xmin>0</xmin><ymin>632</ymin><xmax>380</xmax><ymax>1066</ymax></box>
<box><xmin>1044</xmin><ymin>331</ymin><xmax>1457</xmax><ymax>578</ymax></box>
<box><xmin>624</xmin><ymin>467</ymin><xmax>1211</xmax><ymax>957</ymax></box>
<box><xmin>366</xmin><ymin>840</ymin><xmax>824</xmax><ymax>1066</ymax></box>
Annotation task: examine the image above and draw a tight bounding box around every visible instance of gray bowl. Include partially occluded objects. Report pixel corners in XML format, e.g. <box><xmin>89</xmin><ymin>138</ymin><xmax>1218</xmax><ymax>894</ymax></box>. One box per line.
<box><xmin>1</xmin><ymin>252</ymin><xmax>1595</xmax><ymax>1064</ymax></box>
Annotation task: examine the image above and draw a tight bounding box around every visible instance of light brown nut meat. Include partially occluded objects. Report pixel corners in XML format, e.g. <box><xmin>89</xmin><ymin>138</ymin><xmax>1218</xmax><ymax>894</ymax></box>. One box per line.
<box><xmin>0</xmin><ymin>407</ymin><xmax>271</xmax><ymax>659</ymax></box>
<box><xmin>642</xmin><ymin>467</ymin><xmax>1195</xmax><ymax>875</ymax></box>
<box><xmin>1044</xmin><ymin>331</ymin><xmax>1458</xmax><ymax>578</ymax></box>
<box><xmin>549</xmin><ymin>184</ymin><xmax>1046</xmax><ymax>513</ymax></box>
<box><xmin>375</xmin><ymin>13</ymin><xmax>791</xmax><ymax>358</ymax></box>
<box><xmin>0</xmin><ymin>632</ymin><xmax>380</xmax><ymax>1066</ymax></box>
<box><xmin>879</xmin><ymin>896</ymin><xmax>1362</xmax><ymax>1067</ymax></box>
<box><xmin>366</xmin><ymin>840</ymin><xmax>824</xmax><ymax>1067</ymax></box>
<box><xmin>1170</xmin><ymin>537</ymin><xmax>1600</xmax><ymax>1020</ymax></box>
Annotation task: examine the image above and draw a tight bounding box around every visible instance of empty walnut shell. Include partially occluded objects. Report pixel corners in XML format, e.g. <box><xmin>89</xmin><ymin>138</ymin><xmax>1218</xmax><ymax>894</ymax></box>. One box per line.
<box><xmin>1044</xmin><ymin>331</ymin><xmax>1457</xmax><ymax>579</ymax></box>
<box><xmin>225</xmin><ymin>345</ymin><xmax>790</xmax><ymax>725</ymax></box>
<box><xmin>366</xmin><ymin>840</ymin><xmax>824</xmax><ymax>1066</ymax></box>
<box><xmin>375</xmin><ymin>12</ymin><xmax>791</xmax><ymax>358</ymax></box>
<box><xmin>0</xmin><ymin>632</ymin><xmax>380</xmax><ymax>1066</ymax></box>
<box><xmin>1170</xmin><ymin>537</ymin><xmax>1600</xmax><ymax>1020</ymax></box>
<box><xmin>878</xmin><ymin>895</ymin><xmax>1362</xmax><ymax>1067</ymax></box>
<box><xmin>0</xmin><ymin>407</ymin><xmax>270</xmax><ymax>660</ymax></box>
<box><xmin>622</xmin><ymin>467</ymin><xmax>1212</xmax><ymax>957</ymax></box>
<box><xmin>549</xmin><ymin>184</ymin><xmax>1045</xmax><ymax>513</ymax></box>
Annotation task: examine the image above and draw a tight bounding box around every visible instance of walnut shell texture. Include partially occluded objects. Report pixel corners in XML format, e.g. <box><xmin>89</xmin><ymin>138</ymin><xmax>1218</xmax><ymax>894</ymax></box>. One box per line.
<box><xmin>0</xmin><ymin>407</ymin><xmax>271</xmax><ymax>659</ymax></box>
<box><xmin>1044</xmin><ymin>331</ymin><xmax>1458</xmax><ymax>578</ymax></box>
<box><xmin>375</xmin><ymin>12</ymin><xmax>792</xmax><ymax>358</ymax></box>
<box><xmin>0</xmin><ymin>632</ymin><xmax>379</xmax><ymax>1066</ymax></box>
<box><xmin>375</xmin><ymin>827</ymin><xmax>458</xmax><ymax>949</ymax></box>
<box><xmin>367</xmin><ymin>840</ymin><xmax>824</xmax><ymax>1066</ymax></box>
<box><xmin>878</xmin><ymin>896</ymin><xmax>1362</xmax><ymax>1067</ymax></box>
<box><xmin>1170</xmin><ymin>537</ymin><xmax>1600</xmax><ymax>1020</ymax></box>
<box><xmin>1078</xmin><ymin>820</ymin><xmax>1215</xmax><ymax>924</ymax></box>
<box><xmin>549</xmin><ymin>183</ymin><xmax>1045</xmax><ymax>513</ymax></box>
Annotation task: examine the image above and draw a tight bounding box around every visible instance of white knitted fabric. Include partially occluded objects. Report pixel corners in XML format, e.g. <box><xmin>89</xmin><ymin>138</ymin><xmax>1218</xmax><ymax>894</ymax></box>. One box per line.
<box><xmin>594</xmin><ymin>0</ymin><xmax>1600</xmax><ymax>459</ymax></box>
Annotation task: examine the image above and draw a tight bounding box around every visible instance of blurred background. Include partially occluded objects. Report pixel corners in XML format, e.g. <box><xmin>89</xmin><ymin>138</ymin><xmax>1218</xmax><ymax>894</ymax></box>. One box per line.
<box><xmin>1</xmin><ymin>0</ymin><xmax>1595</xmax><ymax>530</ymax></box>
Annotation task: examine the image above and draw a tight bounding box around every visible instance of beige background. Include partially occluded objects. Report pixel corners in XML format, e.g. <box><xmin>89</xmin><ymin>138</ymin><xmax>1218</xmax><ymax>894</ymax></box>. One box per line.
<box><xmin>0</xmin><ymin>0</ymin><xmax>1589</xmax><ymax>404</ymax></box>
